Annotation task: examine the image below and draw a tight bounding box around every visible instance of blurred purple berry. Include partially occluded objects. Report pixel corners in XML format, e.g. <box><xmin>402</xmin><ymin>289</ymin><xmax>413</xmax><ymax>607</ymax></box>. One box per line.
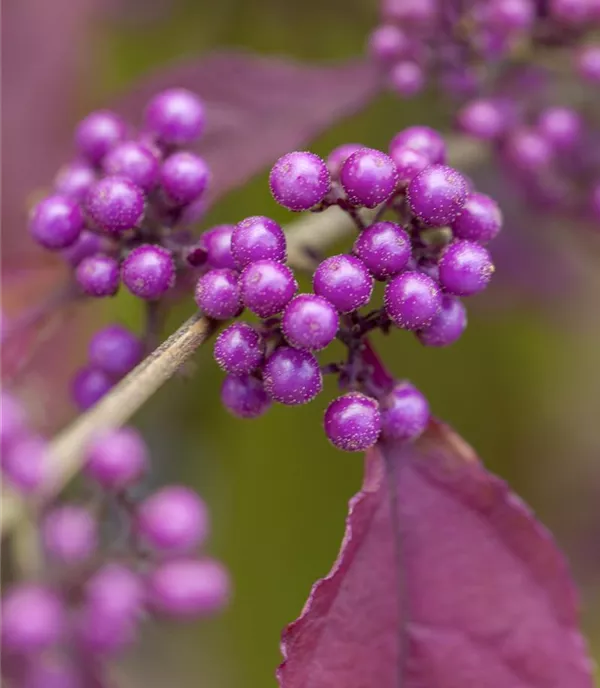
<box><xmin>195</xmin><ymin>269</ymin><xmax>242</xmax><ymax>319</ymax></box>
<box><xmin>282</xmin><ymin>294</ymin><xmax>339</xmax><ymax>350</ymax></box>
<box><xmin>75</xmin><ymin>110</ymin><xmax>126</xmax><ymax>164</ymax></box>
<box><xmin>76</xmin><ymin>254</ymin><xmax>120</xmax><ymax>297</ymax></box>
<box><xmin>451</xmin><ymin>192</ymin><xmax>503</xmax><ymax>243</ymax></box>
<box><xmin>239</xmin><ymin>260</ymin><xmax>297</xmax><ymax>318</ymax></box>
<box><xmin>214</xmin><ymin>322</ymin><xmax>264</xmax><ymax>375</ymax></box>
<box><xmin>417</xmin><ymin>295</ymin><xmax>467</xmax><ymax>347</ymax></box>
<box><xmin>221</xmin><ymin>374</ymin><xmax>271</xmax><ymax>419</ymax></box>
<box><xmin>160</xmin><ymin>152</ymin><xmax>209</xmax><ymax>205</ymax></box>
<box><xmin>42</xmin><ymin>505</ymin><xmax>97</xmax><ymax>565</ymax></box>
<box><xmin>390</xmin><ymin>147</ymin><xmax>430</xmax><ymax>185</ymax></box>
<box><xmin>263</xmin><ymin>347</ymin><xmax>322</xmax><ymax>405</ymax></box>
<box><xmin>382</xmin><ymin>0</ymin><xmax>438</xmax><ymax>25</ymax></box>
<box><xmin>576</xmin><ymin>45</ymin><xmax>600</xmax><ymax>83</ymax></box>
<box><xmin>71</xmin><ymin>366</ymin><xmax>113</xmax><ymax>410</ymax></box>
<box><xmin>144</xmin><ymin>88</ymin><xmax>205</xmax><ymax>146</ymax></box>
<box><xmin>103</xmin><ymin>141</ymin><xmax>159</xmax><ymax>191</ymax></box>
<box><xmin>389</xmin><ymin>126</ymin><xmax>446</xmax><ymax>165</ymax></box>
<box><xmin>313</xmin><ymin>254</ymin><xmax>373</xmax><ymax>313</ymax></box>
<box><xmin>339</xmin><ymin>147</ymin><xmax>398</xmax><ymax>208</ymax></box>
<box><xmin>381</xmin><ymin>381</ymin><xmax>429</xmax><ymax>441</ymax></box>
<box><xmin>384</xmin><ymin>270</ymin><xmax>442</xmax><ymax>330</ymax></box>
<box><xmin>269</xmin><ymin>151</ymin><xmax>331</xmax><ymax>211</ymax></box>
<box><xmin>407</xmin><ymin>164</ymin><xmax>468</xmax><ymax>226</ymax></box>
<box><xmin>86</xmin><ymin>176</ymin><xmax>145</xmax><ymax>233</ymax></box>
<box><xmin>2</xmin><ymin>434</ymin><xmax>47</xmax><ymax>494</ymax></box>
<box><xmin>85</xmin><ymin>427</ymin><xmax>148</xmax><ymax>490</ymax></box>
<box><xmin>29</xmin><ymin>195</ymin><xmax>83</xmax><ymax>249</ymax></box>
<box><xmin>537</xmin><ymin>107</ymin><xmax>583</xmax><ymax>150</ymax></box>
<box><xmin>61</xmin><ymin>230</ymin><xmax>104</xmax><ymax>267</ymax></box>
<box><xmin>84</xmin><ymin>563</ymin><xmax>144</xmax><ymax>620</ymax></box>
<box><xmin>88</xmin><ymin>324</ymin><xmax>143</xmax><ymax>378</ymax></box>
<box><xmin>368</xmin><ymin>24</ymin><xmax>411</xmax><ymax>63</ymax></box>
<box><xmin>324</xmin><ymin>392</ymin><xmax>381</xmax><ymax>452</ymax></box>
<box><xmin>503</xmin><ymin>127</ymin><xmax>553</xmax><ymax>172</ymax></box>
<box><xmin>353</xmin><ymin>221</ymin><xmax>411</xmax><ymax>280</ymax></box>
<box><xmin>54</xmin><ymin>161</ymin><xmax>96</xmax><ymax>202</ymax></box>
<box><xmin>456</xmin><ymin>98</ymin><xmax>509</xmax><ymax>140</ymax></box>
<box><xmin>389</xmin><ymin>61</ymin><xmax>425</xmax><ymax>97</ymax></box>
<box><xmin>76</xmin><ymin>604</ymin><xmax>137</xmax><ymax>656</ymax></box>
<box><xmin>438</xmin><ymin>240</ymin><xmax>494</xmax><ymax>296</ymax></box>
<box><xmin>122</xmin><ymin>244</ymin><xmax>175</xmax><ymax>300</ymax></box>
<box><xmin>231</xmin><ymin>216</ymin><xmax>286</xmax><ymax>268</ymax></box>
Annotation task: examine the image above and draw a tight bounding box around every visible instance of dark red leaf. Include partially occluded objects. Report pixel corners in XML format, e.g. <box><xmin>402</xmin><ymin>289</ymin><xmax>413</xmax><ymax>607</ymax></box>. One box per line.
<box><xmin>278</xmin><ymin>420</ymin><xmax>594</xmax><ymax>688</ymax></box>
<box><xmin>115</xmin><ymin>51</ymin><xmax>382</xmax><ymax>208</ymax></box>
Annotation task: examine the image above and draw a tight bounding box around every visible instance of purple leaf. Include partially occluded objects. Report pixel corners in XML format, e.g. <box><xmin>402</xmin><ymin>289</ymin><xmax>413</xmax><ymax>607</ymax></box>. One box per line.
<box><xmin>115</xmin><ymin>51</ymin><xmax>382</xmax><ymax>208</ymax></box>
<box><xmin>278</xmin><ymin>420</ymin><xmax>593</xmax><ymax>688</ymax></box>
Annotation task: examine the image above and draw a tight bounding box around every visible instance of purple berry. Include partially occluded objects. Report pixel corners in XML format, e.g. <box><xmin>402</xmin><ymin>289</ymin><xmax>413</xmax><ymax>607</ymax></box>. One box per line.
<box><xmin>54</xmin><ymin>161</ymin><xmax>96</xmax><ymax>202</ymax></box>
<box><xmin>71</xmin><ymin>366</ymin><xmax>113</xmax><ymax>410</ymax></box>
<box><xmin>263</xmin><ymin>347</ymin><xmax>322</xmax><ymax>405</ymax></box>
<box><xmin>1</xmin><ymin>585</ymin><xmax>65</xmax><ymax>654</ymax></box>
<box><xmin>389</xmin><ymin>126</ymin><xmax>446</xmax><ymax>165</ymax></box>
<box><xmin>456</xmin><ymin>98</ymin><xmax>509</xmax><ymax>141</ymax></box>
<box><xmin>147</xmin><ymin>558</ymin><xmax>230</xmax><ymax>619</ymax></box>
<box><xmin>503</xmin><ymin>128</ymin><xmax>553</xmax><ymax>172</ymax></box>
<box><xmin>339</xmin><ymin>148</ymin><xmax>399</xmax><ymax>208</ymax></box>
<box><xmin>213</xmin><ymin>322</ymin><xmax>264</xmax><ymax>375</ymax></box>
<box><xmin>486</xmin><ymin>0</ymin><xmax>535</xmax><ymax>32</ymax></box>
<box><xmin>537</xmin><ymin>107</ymin><xmax>582</xmax><ymax>151</ymax></box>
<box><xmin>76</xmin><ymin>603</ymin><xmax>137</xmax><ymax>656</ymax></box>
<box><xmin>407</xmin><ymin>164</ymin><xmax>469</xmax><ymax>226</ymax></box>
<box><xmin>313</xmin><ymin>254</ymin><xmax>373</xmax><ymax>313</ymax></box>
<box><xmin>239</xmin><ymin>260</ymin><xmax>297</xmax><ymax>318</ymax></box>
<box><xmin>417</xmin><ymin>295</ymin><xmax>467</xmax><ymax>347</ymax></box>
<box><xmin>160</xmin><ymin>152</ymin><xmax>209</xmax><ymax>205</ymax></box>
<box><xmin>103</xmin><ymin>141</ymin><xmax>159</xmax><ymax>191</ymax></box>
<box><xmin>221</xmin><ymin>374</ymin><xmax>271</xmax><ymax>419</ymax></box>
<box><xmin>200</xmin><ymin>224</ymin><xmax>236</xmax><ymax>270</ymax></box>
<box><xmin>76</xmin><ymin>255</ymin><xmax>120</xmax><ymax>297</ymax></box>
<box><xmin>389</xmin><ymin>61</ymin><xmax>425</xmax><ymax>97</ymax></box>
<box><xmin>368</xmin><ymin>24</ymin><xmax>411</xmax><ymax>63</ymax></box>
<box><xmin>576</xmin><ymin>45</ymin><xmax>600</xmax><ymax>83</ymax></box>
<box><xmin>195</xmin><ymin>269</ymin><xmax>242</xmax><ymax>319</ymax></box>
<box><xmin>451</xmin><ymin>192</ymin><xmax>503</xmax><ymax>244</ymax></box>
<box><xmin>326</xmin><ymin>143</ymin><xmax>364</xmax><ymax>179</ymax></box>
<box><xmin>382</xmin><ymin>0</ymin><xmax>438</xmax><ymax>25</ymax></box>
<box><xmin>75</xmin><ymin>110</ymin><xmax>127</xmax><ymax>164</ymax></box>
<box><xmin>390</xmin><ymin>147</ymin><xmax>430</xmax><ymax>185</ymax></box>
<box><xmin>84</xmin><ymin>563</ymin><xmax>143</xmax><ymax>620</ymax></box>
<box><xmin>29</xmin><ymin>195</ymin><xmax>83</xmax><ymax>249</ymax></box>
<box><xmin>269</xmin><ymin>151</ymin><xmax>331</xmax><ymax>211</ymax></box>
<box><xmin>384</xmin><ymin>270</ymin><xmax>442</xmax><ymax>330</ymax></box>
<box><xmin>282</xmin><ymin>294</ymin><xmax>339</xmax><ymax>351</ymax></box>
<box><xmin>2</xmin><ymin>434</ymin><xmax>47</xmax><ymax>494</ymax></box>
<box><xmin>88</xmin><ymin>324</ymin><xmax>143</xmax><ymax>378</ymax></box>
<box><xmin>144</xmin><ymin>88</ymin><xmax>205</xmax><ymax>145</ymax></box>
<box><xmin>324</xmin><ymin>392</ymin><xmax>381</xmax><ymax>452</ymax></box>
<box><xmin>122</xmin><ymin>244</ymin><xmax>175</xmax><ymax>300</ymax></box>
<box><xmin>86</xmin><ymin>176</ymin><xmax>145</xmax><ymax>233</ymax></box>
<box><xmin>42</xmin><ymin>505</ymin><xmax>97</xmax><ymax>565</ymax></box>
<box><xmin>381</xmin><ymin>381</ymin><xmax>429</xmax><ymax>441</ymax></box>
<box><xmin>353</xmin><ymin>221</ymin><xmax>411</xmax><ymax>280</ymax></box>
<box><xmin>61</xmin><ymin>230</ymin><xmax>104</xmax><ymax>267</ymax></box>
<box><xmin>438</xmin><ymin>240</ymin><xmax>494</xmax><ymax>296</ymax></box>
<box><xmin>231</xmin><ymin>216</ymin><xmax>286</xmax><ymax>268</ymax></box>
<box><xmin>85</xmin><ymin>427</ymin><xmax>148</xmax><ymax>490</ymax></box>
<box><xmin>136</xmin><ymin>485</ymin><xmax>209</xmax><ymax>554</ymax></box>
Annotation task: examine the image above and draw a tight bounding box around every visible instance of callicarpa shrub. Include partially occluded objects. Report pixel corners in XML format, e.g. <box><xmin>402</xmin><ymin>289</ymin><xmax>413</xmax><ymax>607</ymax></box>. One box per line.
<box><xmin>1</xmin><ymin>1</ymin><xmax>599</xmax><ymax>685</ymax></box>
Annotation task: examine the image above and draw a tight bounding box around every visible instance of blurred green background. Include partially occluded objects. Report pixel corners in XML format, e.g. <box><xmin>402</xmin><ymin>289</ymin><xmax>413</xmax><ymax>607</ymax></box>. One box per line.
<box><xmin>5</xmin><ymin>0</ymin><xmax>600</xmax><ymax>685</ymax></box>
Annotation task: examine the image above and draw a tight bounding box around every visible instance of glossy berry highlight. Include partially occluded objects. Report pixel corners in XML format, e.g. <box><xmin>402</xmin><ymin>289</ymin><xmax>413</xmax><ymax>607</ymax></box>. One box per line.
<box><xmin>313</xmin><ymin>254</ymin><xmax>373</xmax><ymax>314</ymax></box>
<box><xmin>263</xmin><ymin>347</ymin><xmax>323</xmax><ymax>405</ymax></box>
<box><xmin>340</xmin><ymin>147</ymin><xmax>399</xmax><ymax>208</ymax></box>
<box><xmin>122</xmin><ymin>245</ymin><xmax>175</xmax><ymax>300</ymax></box>
<box><xmin>269</xmin><ymin>151</ymin><xmax>331</xmax><ymax>211</ymax></box>
<box><xmin>324</xmin><ymin>392</ymin><xmax>381</xmax><ymax>452</ymax></box>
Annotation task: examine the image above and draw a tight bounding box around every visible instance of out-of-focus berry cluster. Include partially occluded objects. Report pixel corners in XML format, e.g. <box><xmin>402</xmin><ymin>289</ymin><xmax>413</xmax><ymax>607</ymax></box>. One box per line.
<box><xmin>368</xmin><ymin>0</ymin><xmax>600</xmax><ymax>99</ymax></box>
<box><xmin>1</xmin><ymin>388</ymin><xmax>230</xmax><ymax>687</ymax></box>
<box><xmin>196</xmin><ymin>128</ymin><xmax>501</xmax><ymax>452</ymax></box>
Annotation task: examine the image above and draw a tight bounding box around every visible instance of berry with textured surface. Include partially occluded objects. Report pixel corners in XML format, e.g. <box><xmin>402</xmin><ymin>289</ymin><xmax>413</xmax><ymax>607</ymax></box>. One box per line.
<box><xmin>384</xmin><ymin>270</ymin><xmax>442</xmax><ymax>330</ymax></box>
<box><xmin>122</xmin><ymin>245</ymin><xmax>175</xmax><ymax>300</ymax></box>
<box><xmin>103</xmin><ymin>141</ymin><xmax>159</xmax><ymax>191</ymax></box>
<box><xmin>86</xmin><ymin>176</ymin><xmax>145</xmax><ymax>233</ymax></box>
<box><xmin>451</xmin><ymin>192</ymin><xmax>502</xmax><ymax>243</ymax></box>
<box><xmin>407</xmin><ymin>164</ymin><xmax>469</xmax><ymax>226</ymax></box>
<box><xmin>438</xmin><ymin>240</ymin><xmax>494</xmax><ymax>296</ymax></box>
<box><xmin>221</xmin><ymin>374</ymin><xmax>271</xmax><ymax>418</ymax></box>
<box><xmin>326</xmin><ymin>143</ymin><xmax>364</xmax><ymax>179</ymax></box>
<box><xmin>353</xmin><ymin>221</ymin><xmax>411</xmax><ymax>280</ymax></box>
<box><xmin>340</xmin><ymin>147</ymin><xmax>399</xmax><ymax>208</ymax></box>
<box><xmin>324</xmin><ymin>392</ymin><xmax>381</xmax><ymax>451</ymax></box>
<box><xmin>389</xmin><ymin>126</ymin><xmax>446</xmax><ymax>165</ymax></box>
<box><xmin>381</xmin><ymin>381</ymin><xmax>429</xmax><ymax>441</ymax></box>
<box><xmin>76</xmin><ymin>255</ymin><xmax>120</xmax><ymax>297</ymax></box>
<box><xmin>417</xmin><ymin>295</ymin><xmax>467</xmax><ymax>346</ymax></box>
<box><xmin>29</xmin><ymin>195</ymin><xmax>83</xmax><ymax>249</ymax></box>
<box><xmin>239</xmin><ymin>260</ymin><xmax>298</xmax><ymax>318</ymax></box>
<box><xmin>214</xmin><ymin>322</ymin><xmax>264</xmax><ymax>375</ymax></box>
<box><xmin>231</xmin><ymin>216</ymin><xmax>286</xmax><ymax>268</ymax></box>
<box><xmin>390</xmin><ymin>147</ymin><xmax>430</xmax><ymax>185</ymax></box>
<box><xmin>263</xmin><ymin>347</ymin><xmax>322</xmax><ymax>405</ymax></box>
<box><xmin>200</xmin><ymin>224</ymin><xmax>237</xmax><ymax>270</ymax></box>
<box><xmin>313</xmin><ymin>254</ymin><xmax>373</xmax><ymax>313</ymax></box>
<box><xmin>269</xmin><ymin>151</ymin><xmax>331</xmax><ymax>211</ymax></box>
<box><xmin>282</xmin><ymin>294</ymin><xmax>339</xmax><ymax>350</ymax></box>
<box><xmin>195</xmin><ymin>269</ymin><xmax>242</xmax><ymax>319</ymax></box>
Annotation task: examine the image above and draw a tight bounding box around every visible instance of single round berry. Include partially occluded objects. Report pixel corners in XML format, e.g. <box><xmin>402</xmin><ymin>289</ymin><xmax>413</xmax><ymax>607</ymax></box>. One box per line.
<box><xmin>61</xmin><ymin>230</ymin><xmax>104</xmax><ymax>267</ymax></box>
<box><xmin>438</xmin><ymin>240</ymin><xmax>494</xmax><ymax>296</ymax></box>
<box><xmin>29</xmin><ymin>195</ymin><xmax>83</xmax><ymax>250</ymax></box>
<box><xmin>122</xmin><ymin>244</ymin><xmax>175</xmax><ymax>300</ymax></box>
<box><xmin>367</xmin><ymin>24</ymin><xmax>411</xmax><ymax>63</ymax></box>
<box><xmin>1</xmin><ymin>584</ymin><xmax>65</xmax><ymax>653</ymax></box>
<box><xmin>389</xmin><ymin>126</ymin><xmax>446</xmax><ymax>165</ymax></box>
<box><xmin>239</xmin><ymin>260</ymin><xmax>297</xmax><ymax>318</ymax></box>
<box><xmin>313</xmin><ymin>254</ymin><xmax>373</xmax><ymax>313</ymax></box>
<box><xmin>144</xmin><ymin>88</ymin><xmax>205</xmax><ymax>145</ymax></box>
<box><xmin>103</xmin><ymin>141</ymin><xmax>159</xmax><ymax>191</ymax></box>
<box><xmin>42</xmin><ymin>506</ymin><xmax>97</xmax><ymax>565</ymax></box>
<box><xmin>384</xmin><ymin>271</ymin><xmax>442</xmax><ymax>330</ymax></box>
<box><xmin>503</xmin><ymin>128</ymin><xmax>553</xmax><ymax>172</ymax></box>
<box><xmin>407</xmin><ymin>164</ymin><xmax>468</xmax><ymax>226</ymax></box>
<box><xmin>84</xmin><ymin>563</ymin><xmax>143</xmax><ymax>620</ymax></box>
<box><xmin>195</xmin><ymin>269</ymin><xmax>242</xmax><ymax>319</ymax></box>
<box><xmin>76</xmin><ymin>602</ymin><xmax>137</xmax><ymax>656</ymax></box>
<box><xmin>324</xmin><ymin>392</ymin><xmax>381</xmax><ymax>452</ymax></box>
<box><xmin>381</xmin><ymin>382</ymin><xmax>429</xmax><ymax>441</ymax></box>
<box><xmin>269</xmin><ymin>151</ymin><xmax>331</xmax><ymax>211</ymax></box>
<box><xmin>221</xmin><ymin>374</ymin><xmax>271</xmax><ymax>419</ymax></box>
<box><xmin>86</xmin><ymin>176</ymin><xmax>145</xmax><ymax>233</ymax></box>
<box><xmin>231</xmin><ymin>216</ymin><xmax>286</xmax><ymax>268</ymax></box>
<box><xmin>136</xmin><ymin>486</ymin><xmax>209</xmax><ymax>554</ymax></box>
<box><xmin>353</xmin><ymin>221</ymin><xmax>411</xmax><ymax>280</ymax></box>
<box><xmin>389</xmin><ymin>61</ymin><xmax>425</xmax><ymax>97</ymax></box>
<box><xmin>54</xmin><ymin>161</ymin><xmax>96</xmax><ymax>202</ymax></box>
<box><xmin>85</xmin><ymin>427</ymin><xmax>148</xmax><ymax>490</ymax></box>
<box><xmin>88</xmin><ymin>324</ymin><xmax>143</xmax><ymax>378</ymax></box>
<box><xmin>282</xmin><ymin>294</ymin><xmax>339</xmax><ymax>351</ymax></box>
<box><xmin>200</xmin><ymin>224</ymin><xmax>236</xmax><ymax>270</ymax></box>
<box><xmin>147</xmin><ymin>558</ymin><xmax>230</xmax><ymax>619</ymax></box>
<box><xmin>537</xmin><ymin>107</ymin><xmax>582</xmax><ymax>151</ymax></box>
<box><xmin>326</xmin><ymin>143</ymin><xmax>364</xmax><ymax>180</ymax></box>
<box><xmin>160</xmin><ymin>152</ymin><xmax>209</xmax><ymax>205</ymax></box>
<box><xmin>76</xmin><ymin>255</ymin><xmax>120</xmax><ymax>297</ymax></box>
<box><xmin>180</xmin><ymin>196</ymin><xmax>207</xmax><ymax>227</ymax></box>
<box><xmin>456</xmin><ymin>98</ymin><xmax>509</xmax><ymax>140</ymax></box>
<box><xmin>71</xmin><ymin>366</ymin><xmax>113</xmax><ymax>410</ymax></box>
<box><xmin>213</xmin><ymin>322</ymin><xmax>264</xmax><ymax>375</ymax></box>
<box><xmin>263</xmin><ymin>347</ymin><xmax>322</xmax><ymax>405</ymax></box>
<box><xmin>390</xmin><ymin>147</ymin><xmax>430</xmax><ymax>185</ymax></box>
<box><xmin>451</xmin><ymin>192</ymin><xmax>502</xmax><ymax>244</ymax></box>
<box><xmin>417</xmin><ymin>295</ymin><xmax>467</xmax><ymax>347</ymax></box>
<box><xmin>75</xmin><ymin>110</ymin><xmax>127</xmax><ymax>164</ymax></box>
<box><xmin>576</xmin><ymin>45</ymin><xmax>600</xmax><ymax>83</ymax></box>
<box><xmin>339</xmin><ymin>148</ymin><xmax>399</xmax><ymax>208</ymax></box>
<box><xmin>2</xmin><ymin>434</ymin><xmax>47</xmax><ymax>494</ymax></box>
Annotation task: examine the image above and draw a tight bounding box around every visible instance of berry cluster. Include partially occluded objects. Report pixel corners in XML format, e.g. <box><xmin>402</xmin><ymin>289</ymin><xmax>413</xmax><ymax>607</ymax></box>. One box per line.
<box><xmin>195</xmin><ymin>129</ymin><xmax>500</xmax><ymax>452</ymax></box>
<box><xmin>30</xmin><ymin>88</ymin><xmax>209</xmax><ymax>301</ymax></box>
<box><xmin>1</xmin><ymin>388</ymin><xmax>229</xmax><ymax>686</ymax></box>
<box><xmin>368</xmin><ymin>0</ymin><xmax>600</xmax><ymax>99</ymax></box>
